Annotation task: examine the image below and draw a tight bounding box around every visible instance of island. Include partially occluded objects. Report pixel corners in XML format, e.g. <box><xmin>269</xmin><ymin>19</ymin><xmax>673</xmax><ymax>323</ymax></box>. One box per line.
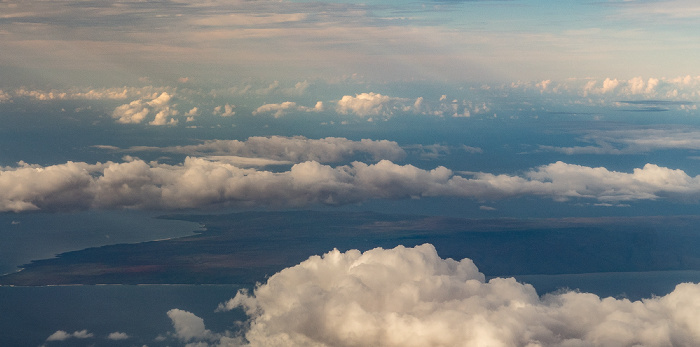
<box><xmin>2</xmin><ymin>211</ymin><xmax>700</xmax><ymax>286</ymax></box>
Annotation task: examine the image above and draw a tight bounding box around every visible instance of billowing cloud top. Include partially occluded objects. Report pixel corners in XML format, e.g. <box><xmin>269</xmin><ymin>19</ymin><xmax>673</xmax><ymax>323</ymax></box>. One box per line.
<box><xmin>208</xmin><ymin>244</ymin><xmax>700</xmax><ymax>346</ymax></box>
<box><xmin>3</xmin><ymin>157</ymin><xmax>700</xmax><ymax>212</ymax></box>
<box><xmin>112</xmin><ymin>92</ymin><xmax>179</xmax><ymax>125</ymax></box>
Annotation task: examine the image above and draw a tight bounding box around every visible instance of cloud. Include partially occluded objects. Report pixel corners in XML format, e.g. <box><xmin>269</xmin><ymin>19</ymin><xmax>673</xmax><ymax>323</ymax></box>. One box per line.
<box><xmin>256</xmin><ymin>81</ymin><xmax>280</xmax><ymax>95</ymax></box>
<box><xmin>252</xmin><ymin>101</ymin><xmax>314</xmax><ymax>118</ymax></box>
<box><xmin>462</xmin><ymin>145</ymin><xmax>483</xmax><ymax>154</ymax></box>
<box><xmin>12</xmin><ymin>86</ymin><xmax>173</xmax><ymax>101</ymax></box>
<box><xmin>540</xmin><ymin>127</ymin><xmax>700</xmax><ymax>155</ymax></box>
<box><xmin>496</xmin><ymin>75</ymin><xmax>700</xmax><ymax>103</ymax></box>
<box><xmin>336</xmin><ymin>92</ymin><xmax>407</xmax><ymax>118</ymax></box>
<box><xmin>112</xmin><ymin>92</ymin><xmax>178</xmax><ymax>125</ymax></box>
<box><xmin>46</xmin><ymin>330</ymin><xmax>71</xmax><ymax>341</ymax></box>
<box><xmin>165</xmin><ymin>309</ymin><xmax>244</xmax><ymax>347</ymax></box>
<box><xmin>106</xmin><ymin>331</ymin><xmax>130</xmax><ymax>340</ymax></box>
<box><xmin>186</xmin><ymin>107</ymin><xmax>200</xmax><ymax>121</ymax></box>
<box><xmin>5</xmin><ymin>157</ymin><xmax>700</xmax><ymax>212</ymax></box>
<box><xmin>213</xmin><ymin>103</ymin><xmax>236</xmax><ymax>117</ymax></box>
<box><xmin>122</xmin><ymin>136</ymin><xmax>406</xmax><ymax>164</ymax></box>
<box><xmin>0</xmin><ymin>89</ymin><xmax>11</xmax><ymax>102</ymax></box>
<box><xmin>335</xmin><ymin>93</ymin><xmax>460</xmax><ymax>119</ymax></box>
<box><xmin>216</xmin><ymin>244</ymin><xmax>700</xmax><ymax>347</ymax></box>
<box><xmin>46</xmin><ymin>329</ymin><xmax>93</xmax><ymax>341</ymax></box>
<box><xmin>167</xmin><ymin>309</ymin><xmax>218</xmax><ymax>342</ymax></box>
<box><xmin>404</xmin><ymin>144</ymin><xmax>451</xmax><ymax>159</ymax></box>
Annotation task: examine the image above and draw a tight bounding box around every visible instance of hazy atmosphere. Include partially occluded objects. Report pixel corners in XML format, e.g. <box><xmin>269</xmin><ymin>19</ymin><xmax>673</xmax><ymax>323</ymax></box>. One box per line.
<box><xmin>3</xmin><ymin>0</ymin><xmax>700</xmax><ymax>346</ymax></box>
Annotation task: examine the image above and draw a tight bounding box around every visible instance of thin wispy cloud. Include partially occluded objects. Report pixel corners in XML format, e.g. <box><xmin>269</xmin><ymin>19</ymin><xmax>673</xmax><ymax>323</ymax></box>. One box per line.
<box><xmin>540</xmin><ymin>127</ymin><xmax>700</xmax><ymax>155</ymax></box>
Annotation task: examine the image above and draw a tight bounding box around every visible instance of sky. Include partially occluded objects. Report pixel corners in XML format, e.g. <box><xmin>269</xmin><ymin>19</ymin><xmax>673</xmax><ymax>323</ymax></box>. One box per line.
<box><xmin>3</xmin><ymin>0</ymin><xmax>700</xmax><ymax>346</ymax></box>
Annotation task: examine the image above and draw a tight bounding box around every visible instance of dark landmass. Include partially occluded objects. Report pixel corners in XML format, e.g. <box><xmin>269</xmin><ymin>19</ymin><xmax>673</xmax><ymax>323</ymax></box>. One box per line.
<box><xmin>3</xmin><ymin>211</ymin><xmax>700</xmax><ymax>286</ymax></box>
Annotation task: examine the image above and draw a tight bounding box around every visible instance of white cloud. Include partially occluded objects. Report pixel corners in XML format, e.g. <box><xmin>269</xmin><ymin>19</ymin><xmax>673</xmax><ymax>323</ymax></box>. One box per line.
<box><xmin>186</xmin><ymin>107</ymin><xmax>200</xmax><ymax>116</ymax></box>
<box><xmin>46</xmin><ymin>330</ymin><xmax>71</xmax><ymax>341</ymax></box>
<box><xmin>256</xmin><ymin>81</ymin><xmax>280</xmax><ymax>95</ymax></box>
<box><xmin>112</xmin><ymin>92</ymin><xmax>178</xmax><ymax>125</ymax></box>
<box><xmin>4</xmin><ymin>158</ymin><xmax>700</xmax><ymax>212</ymax></box>
<box><xmin>0</xmin><ymin>89</ymin><xmax>10</xmax><ymax>102</ymax></box>
<box><xmin>123</xmin><ymin>136</ymin><xmax>406</xmax><ymax>164</ymax></box>
<box><xmin>541</xmin><ymin>128</ymin><xmax>700</xmax><ymax>155</ymax></box>
<box><xmin>336</xmin><ymin>92</ymin><xmax>406</xmax><ymax>118</ymax></box>
<box><xmin>46</xmin><ymin>329</ymin><xmax>93</xmax><ymax>341</ymax></box>
<box><xmin>288</xmin><ymin>80</ymin><xmax>309</xmax><ymax>95</ymax></box>
<box><xmin>12</xmin><ymin>86</ymin><xmax>172</xmax><ymax>101</ymax></box>
<box><xmin>253</xmin><ymin>101</ymin><xmax>297</xmax><ymax>118</ymax></box>
<box><xmin>167</xmin><ymin>309</ymin><xmax>218</xmax><ymax>342</ymax></box>
<box><xmin>112</xmin><ymin>99</ymin><xmax>150</xmax><ymax>124</ymax></box>
<box><xmin>71</xmin><ymin>329</ymin><xmax>93</xmax><ymax>339</ymax></box>
<box><xmin>601</xmin><ymin>77</ymin><xmax>620</xmax><ymax>93</ymax></box>
<box><xmin>213</xmin><ymin>103</ymin><xmax>236</xmax><ymax>117</ymax></box>
<box><xmin>107</xmin><ymin>331</ymin><xmax>130</xmax><ymax>340</ymax></box>
<box><xmin>253</xmin><ymin>101</ymin><xmax>324</xmax><ymax>117</ymax></box>
<box><xmin>186</xmin><ymin>107</ymin><xmax>200</xmax><ymax>122</ymax></box>
<box><xmin>220</xmin><ymin>244</ymin><xmax>700</xmax><ymax>347</ymax></box>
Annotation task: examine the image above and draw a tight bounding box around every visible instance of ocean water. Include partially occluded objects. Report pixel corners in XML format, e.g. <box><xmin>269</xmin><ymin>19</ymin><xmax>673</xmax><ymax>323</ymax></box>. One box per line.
<box><xmin>0</xmin><ymin>284</ymin><xmax>245</xmax><ymax>346</ymax></box>
<box><xmin>4</xmin><ymin>210</ymin><xmax>700</xmax><ymax>345</ymax></box>
<box><xmin>0</xmin><ymin>210</ymin><xmax>202</xmax><ymax>275</ymax></box>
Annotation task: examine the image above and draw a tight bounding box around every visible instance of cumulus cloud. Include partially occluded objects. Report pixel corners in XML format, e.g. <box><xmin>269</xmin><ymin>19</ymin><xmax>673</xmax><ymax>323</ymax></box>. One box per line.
<box><xmin>112</xmin><ymin>92</ymin><xmax>178</xmax><ymax>125</ymax></box>
<box><xmin>123</xmin><ymin>136</ymin><xmax>406</xmax><ymax>164</ymax></box>
<box><xmin>106</xmin><ymin>331</ymin><xmax>129</xmax><ymax>340</ymax></box>
<box><xmin>254</xmin><ymin>101</ymin><xmax>297</xmax><ymax>117</ymax></box>
<box><xmin>335</xmin><ymin>93</ymin><xmax>463</xmax><ymax>119</ymax></box>
<box><xmin>0</xmin><ymin>89</ymin><xmax>11</xmax><ymax>102</ymax></box>
<box><xmin>186</xmin><ymin>107</ymin><xmax>201</xmax><ymax>122</ymax></box>
<box><xmin>213</xmin><ymin>103</ymin><xmax>236</xmax><ymax>117</ymax></box>
<box><xmin>287</xmin><ymin>80</ymin><xmax>310</xmax><ymax>96</ymax></box>
<box><xmin>46</xmin><ymin>330</ymin><xmax>72</xmax><ymax>341</ymax></box>
<box><xmin>213</xmin><ymin>244</ymin><xmax>700</xmax><ymax>347</ymax></box>
<box><xmin>4</xmin><ymin>157</ymin><xmax>700</xmax><ymax>212</ymax></box>
<box><xmin>167</xmin><ymin>309</ymin><xmax>218</xmax><ymax>342</ymax></box>
<box><xmin>495</xmin><ymin>75</ymin><xmax>700</xmax><ymax>103</ymax></box>
<box><xmin>252</xmin><ymin>101</ymin><xmax>323</xmax><ymax>117</ymax></box>
<box><xmin>46</xmin><ymin>329</ymin><xmax>93</xmax><ymax>341</ymax></box>
<box><xmin>336</xmin><ymin>92</ymin><xmax>407</xmax><ymax>118</ymax></box>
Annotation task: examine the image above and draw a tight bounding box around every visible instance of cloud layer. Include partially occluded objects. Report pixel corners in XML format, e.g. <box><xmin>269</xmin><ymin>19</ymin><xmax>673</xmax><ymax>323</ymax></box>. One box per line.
<box><xmin>3</xmin><ymin>158</ymin><xmax>700</xmax><ymax>212</ymax></box>
<box><xmin>123</xmin><ymin>136</ymin><xmax>406</xmax><ymax>164</ymax></box>
<box><xmin>541</xmin><ymin>128</ymin><xmax>700</xmax><ymax>155</ymax></box>
<box><xmin>214</xmin><ymin>244</ymin><xmax>700</xmax><ymax>347</ymax></box>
